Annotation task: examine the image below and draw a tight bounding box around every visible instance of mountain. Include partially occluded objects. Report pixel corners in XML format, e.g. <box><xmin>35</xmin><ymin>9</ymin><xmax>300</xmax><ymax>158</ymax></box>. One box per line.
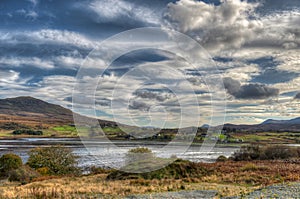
<box><xmin>1</xmin><ymin>96</ymin><xmax>300</xmax><ymax>132</ymax></box>
<box><xmin>262</xmin><ymin>118</ymin><xmax>300</xmax><ymax>125</ymax></box>
<box><xmin>0</xmin><ymin>96</ymin><xmax>74</xmax><ymax>129</ymax></box>
<box><xmin>0</xmin><ymin>96</ymin><xmax>72</xmax><ymax>116</ymax></box>
<box><xmin>0</xmin><ymin>96</ymin><xmax>118</xmax><ymax>130</ymax></box>
<box><xmin>223</xmin><ymin>117</ymin><xmax>300</xmax><ymax>132</ymax></box>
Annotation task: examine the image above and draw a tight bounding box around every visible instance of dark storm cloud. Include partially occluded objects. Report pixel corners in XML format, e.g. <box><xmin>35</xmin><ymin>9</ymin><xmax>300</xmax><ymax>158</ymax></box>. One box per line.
<box><xmin>294</xmin><ymin>93</ymin><xmax>300</xmax><ymax>99</ymax></box>
<box><xmin>134</xmin><ymin>90</ymin><xmax>169</xmax><ymax>102</ymax></box>
<box><xmin>236</xmin><ymin>84</ymin><xmax>279</xmax><ymax>99</ymax></box>
<box><xmin>111</xmin><ymin>49</ymin><xmax>171</xmax><ymax>67</ymax></box>
<box><xmin>223</xmin><ymin>77</ymin><xmax>241</xmax><ymax>95</ymax></box>
<box><xmin>129</xmin><ymin>100</ymin><xmax>150</xmax><ymax>111</ymax></box>
<box><xmin>223</xmin><ymin>77</ymin><xmax>279</xmax><ymax>99</ymax></box>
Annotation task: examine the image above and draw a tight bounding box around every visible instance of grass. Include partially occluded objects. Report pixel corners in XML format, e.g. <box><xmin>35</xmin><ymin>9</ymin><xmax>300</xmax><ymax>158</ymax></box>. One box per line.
<box><xmin>1</xmin><ymin>158</ymin><xmax>300</xmax><ymax>198</ymax></box>
<box><xmin>230</xmin><ymin>132</ymin><xmax>300</xmax><ymax>144</ymax></box>
<box><xmin>0</xmin><ymin>174</ymin><xmax>256</xmax><ymax>198</ymax></box>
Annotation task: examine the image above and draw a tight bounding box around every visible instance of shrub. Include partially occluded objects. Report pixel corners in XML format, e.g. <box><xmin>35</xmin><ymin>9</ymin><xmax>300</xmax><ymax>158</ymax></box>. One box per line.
<box><xmin>128</xmin><ymin>147</ymin><xmax>153</xmax><ymax>153</ymax></box>
<box><xmin>240</xmin><ymin>163</ymin><xmax>259</xmax><ymax>172</ymax></box>
<box><xmin>0</xmin><ymin>153</ymin><xmax>23</xmax><ymax>176</ymax></box>
<box><xmin>232</xmin><ymin>145</ymin><xmax>261</xmax><ymax>161</ymax></box>
<box><xmin>107</xmin><ymin>159</ymin><xmax>209</xmax><ymax>180</ymax></box>
<box><xmin>126</xmin><ymin>147</ymin><xmax>154</xmax><ymax>165</ymax></box>
<box><xmin>8</xmin><ymin>165</ymin><xmax>39</xmax><ymax>184</ymax></box>
<box><xmin>232</xmin><ymin>144</ymin><xmax>300</xmax><ymax>161</ymax></box>
<box><xmin>216</xmin><ymin>155</ymin><xmax>227</xmax><ymax>162</ymax></box>
<box><xmin>263</xmin><ymin>145</ymin><xmax>298</xmax><ymax>160</ymax></box>
<box><xmin>89</xmin><ymin>166</ymin><xmax>113</xmax><ymax>174</ymax></box>
<box><xmin>27</xmin><ymin>146</ymin><xmax>80</xmax><ymax>176</ymax></box>
<box><xmin>12</xmin><ymin>129</ymin><xmax>43</xmax><ymax>135</ymax></box>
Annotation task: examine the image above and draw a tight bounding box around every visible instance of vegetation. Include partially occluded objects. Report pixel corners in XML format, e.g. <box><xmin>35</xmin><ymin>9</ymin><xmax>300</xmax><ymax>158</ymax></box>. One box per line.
<box><xmin>27</xmin><ymin>146</ymin><xmax>80</xmax><ymax>176</ymax></box>
<box><xmin>8</xmin><ymin>165</ymin><xmax>39</xmax><ymax>184</ymax></box>
<box><xmin>0</xmin><ymin>153</ymin><xmax>23</xmax><ymax>176</ymax></box>
<box><xmin>1</xmin><ymin>158</ymin><xmax>300</xmax><ymax>198</ymax></box>
<box><xmin>232</xmin><ymin>144</ymin><xmax>300</xmax><ymax>161</ymax></box>
<box><xmin>12</xmin><ymin>129</ymin><xmax>43</xmax><ymax>135</ymax></box>
<box><xmin>216</xmin><ymin>155</ymin><xmax>228</xmax><ymax>162</ymax></box>
<box><xmin>107</xmin><ymin>158</ymin><xmax>209</xmax><ymax>180</ymax></box>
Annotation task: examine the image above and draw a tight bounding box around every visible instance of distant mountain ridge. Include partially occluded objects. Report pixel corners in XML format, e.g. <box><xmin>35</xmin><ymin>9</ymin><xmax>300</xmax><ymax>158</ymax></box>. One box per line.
<box><xmin>0</xmin><ymin>96</ymin><xmax>299</xmax><ymax>132</ymax></box>
<box><xmin>262</xmin><ymin>117</ymin><xmax>300</xmax><ymax>125</ymax></box>
<box><xmin>223</xmin><ymin>117</ymin><xmax>300</xmax><ymax>132</ymax></box>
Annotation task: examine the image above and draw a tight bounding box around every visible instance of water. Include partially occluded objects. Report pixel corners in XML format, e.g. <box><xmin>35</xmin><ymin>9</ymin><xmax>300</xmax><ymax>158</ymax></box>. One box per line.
<box><xmin>0</xmin><ymin>138</ymin><xmax>239</xmax><ymax>169</ymax></box>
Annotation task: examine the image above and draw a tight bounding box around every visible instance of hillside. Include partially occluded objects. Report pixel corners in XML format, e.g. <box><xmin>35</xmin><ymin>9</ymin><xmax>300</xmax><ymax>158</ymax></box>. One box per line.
<box><xmin>0</xmin><ymin>96</ymin><xmax>119</xmax><ymax>134</ymax></box>
<box><xmin>223</xmin><ymin>117</ymin><xmax>300</xmax><ymax>132</ymax></box>
<box><xmin>0</xmin><ymin>96</ymin><xmax>74</xmax><ymax>129</ymax></box>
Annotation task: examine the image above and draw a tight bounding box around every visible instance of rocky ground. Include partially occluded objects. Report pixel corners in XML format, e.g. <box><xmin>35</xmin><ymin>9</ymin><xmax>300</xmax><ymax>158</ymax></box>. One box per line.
<box><xmin>226</xmin><ymin>182</ymin><xmax>300</xmax><ymax>199</ymax></box>
<box><xmin>126</xmin><ymin>182</ymin><xmax>300</xmax><ymax>199</ymax></box>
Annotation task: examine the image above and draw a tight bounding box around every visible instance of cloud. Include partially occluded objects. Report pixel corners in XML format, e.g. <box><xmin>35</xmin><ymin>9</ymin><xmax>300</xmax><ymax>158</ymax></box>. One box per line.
<box><xmin>164</xmin><ymin>0</ymin><xmax>300</xmax><ymax>54</ymax></box>
<box><xmin>134</xmin><ymin>89</ymin><xmax>173</xmax><ymax>102</ymax></box>
<box><xmin>236</xmin><ymin>83</ymin><xmax>279</xmax><ymax>99</ymax></box>
<box><xmin>164</xmin><ymin>0</ymin><xmax>262</xmax><ymax>51</ymax></box>
<box><xmin>223</xmin><ymin>77</ymin><xmax>279</xmax><ymax>99</ymax></box>
<box><xmin>223</xmin><ymin>77</ymin><xmax>241</xmax><ymax>95</ymax></box>
<box><xmin>0</xmin><ymin>29</ymin><xmax>95</xmax><ymax>49</ymax></box>
<box><xmin>0</xmin><ymin>70</ymin><xmax>19</xmax><ymax>83</ymax></box>
<box><xmin>294</xmin><ymin>93</ymin><xmax>300</xmax><ymax>99</ymax></box>
<box><xmin>129</xmin><ymin>100</ymin><xmax>151</xmax><ymax>111</ymax></box>
<box><xmin>0</xmin><ymin>57</ymin><xmax>55</xmax><ymax>70</ymax></box>
<box><xmin>27</xmin><ymin>0</ymin><xmax>38</xmax><ymax>6</ymax></box>
<box><xmin>85</xmin><ymin>0</ymin><xmax>160</xmax><ymax>25</ymax></box>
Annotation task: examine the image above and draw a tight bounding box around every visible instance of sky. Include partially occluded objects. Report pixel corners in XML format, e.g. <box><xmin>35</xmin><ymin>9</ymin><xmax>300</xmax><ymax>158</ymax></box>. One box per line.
<box><xmin>0</xmin><ymin>0</ymin><xmax>300</xmax><ymax>127</ymax></box>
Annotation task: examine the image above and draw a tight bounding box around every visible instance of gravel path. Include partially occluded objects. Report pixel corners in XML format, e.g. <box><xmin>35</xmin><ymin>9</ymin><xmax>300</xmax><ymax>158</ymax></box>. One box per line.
<box><xmin>125</xmin><ymin>182</ymin><xmax>300</xmax><ymax>199</ymax></box>
<box><xmin>125</xmin><ymin>190</ymin><xmax>217</xmax><ymax>199</ymax></box>
<box><xmin>225</xmin><ymin>182</ymin><xmax>300</xmax><ymax>199</ymax></box>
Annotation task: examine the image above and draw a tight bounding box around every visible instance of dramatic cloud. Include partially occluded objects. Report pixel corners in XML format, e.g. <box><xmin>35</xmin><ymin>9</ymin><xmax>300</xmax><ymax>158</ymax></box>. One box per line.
<box><xmin>224</xmin><ymin>77</ymin><xmax>279</xmax><ymax>99</ymax></box>
<box><xmin>164</xmin><ymin>0</ymin><xmax>262</xmax><ymax>51</ymax></box>
<box><xmin>236</xmin><ymin>84</ymin><xmax>279</xmax><ymax>99</ymax></box>
<box><xmin>129</xmin><ymin>100</ymin><xmax>151</xmax><ymax>111</ymax></box>
<box><xmin>134</xmin><ymin>89</ymin><xmax>173</xmax><ymax>102</ymax></box>
<box><xmin>164</xmin><ymin>0</ymin><xmax>300</xmax><ymax>53</ymax></box>
<box><xmin>0</xmin><ymin>0</ymin><xmax>299</xmax><ymax>125</ymax></box>
<box><xmin>223</xmin><ymin>77</ymin><xmax>241</xmax><ymax>95</ymax></box>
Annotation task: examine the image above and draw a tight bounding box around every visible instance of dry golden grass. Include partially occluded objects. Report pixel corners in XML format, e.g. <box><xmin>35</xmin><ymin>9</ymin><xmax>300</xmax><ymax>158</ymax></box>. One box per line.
<box><xmin>0</xmin><ymin>159</ymin><xmax>299</xmax><ymax>198</ymax></box>
<box><xmin>0</xmin><ymin>174</ymin><xmax>255</xmax><ymax>199</ymax></box>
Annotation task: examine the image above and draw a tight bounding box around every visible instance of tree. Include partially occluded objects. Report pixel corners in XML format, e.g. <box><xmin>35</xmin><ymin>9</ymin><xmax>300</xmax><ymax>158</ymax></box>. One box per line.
<box><xmin>0</xmin><ymin>153</ymin><xmax>23</xmax><ymax>176</ymax></box>
<box><xmin>27</xmin><ymin>146</ymin><xmax>80</xmax><ymax>176</ymax></box>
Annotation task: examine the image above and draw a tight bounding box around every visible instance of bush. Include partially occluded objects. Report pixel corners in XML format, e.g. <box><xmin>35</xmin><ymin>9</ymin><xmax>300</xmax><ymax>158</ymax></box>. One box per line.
<box><xmin>107</xmin><ymin>159</ymin><xmax>209</xmax><ymax>180</ymax></box>
<box><xmin>126</xmin><ymin>147</ymin><xmax>154</xmax><ymax>165</ymax></box>
<box><xmin>8</xmin><ymin>165</ymin><xmax>39</xmax><ymax>184</ymax></box>
<box><xmin>12</xmin><ymin>129</ymin><xmax>43</xmax><ymax>135</ymax></box>
<box><xmin>0</xmin><ymin>153</ymin><xmax>23</xmax><ymax>176</ymax></box>
<box><xmin>89</xmin><ymin>166</ymin><xmax>113</xmax><ymax>175</ymax></box>
<box><xmin>216</xmin><ymin>155</ymin><xmax>227</xmax><ymax>162</ymax></box>
<box><xmin>128</xmin><ymin>147</ymin><xmax>153</xmax><ymax>153</ymax></box>
<box><xmin>27</xmin><ymin>146</ymin><xmax>80</xmax><ymax>176</ymax></box>
<box><xmin>263</xmin><ymin>145</ymin><xmax>298</xmax><ymax>160</ymax></box>
<box><xmin>232</xmin><ymin>144</ymin><xmax>300</xmax><ymax>161</ymax></box>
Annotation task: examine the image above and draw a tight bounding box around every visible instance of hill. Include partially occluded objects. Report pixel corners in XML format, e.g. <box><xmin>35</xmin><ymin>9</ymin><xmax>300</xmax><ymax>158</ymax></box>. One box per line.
<box><xmin>223</xmin><ymin>117</ymin><xmax>300</xmax><ymax>132</ymax></box>
<box><xmin>0</xmin><ymin>96</ymin><xmax>74</xmax><ymax>129</ymax></box>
